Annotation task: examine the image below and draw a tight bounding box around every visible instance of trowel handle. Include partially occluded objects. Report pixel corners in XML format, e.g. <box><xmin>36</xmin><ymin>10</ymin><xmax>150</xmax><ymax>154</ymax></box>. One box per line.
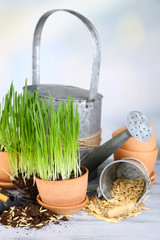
<box><xmin>81</xmin><ymin>129</ymin><xmax>131</xmax><ymax>173</ymax></box>
<box><xmin>32</xmin><ymin>9</ymin><xmax>101</xmax><ymax>101</ymax></box>
<box><xmin>0</xmin><ymin>193</ymin><xmax>9</xmax><ymax>203</ymax></box>
<box><xmin>95</xmin><ymin>194</ymin><xmax>136</xmax><ymax>218</ymax></box>
<box><xmin>107</xmin><ymin>202</ymin><xmax>136</xmax><ymax>218</ymax></box>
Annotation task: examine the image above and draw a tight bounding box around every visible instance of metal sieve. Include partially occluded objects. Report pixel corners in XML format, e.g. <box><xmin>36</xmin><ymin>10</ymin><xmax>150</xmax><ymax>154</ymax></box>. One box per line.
<box><xmin>97</xmin><ymin>158</ymin><xmax>150</xmax><ymax>205</ymax></box>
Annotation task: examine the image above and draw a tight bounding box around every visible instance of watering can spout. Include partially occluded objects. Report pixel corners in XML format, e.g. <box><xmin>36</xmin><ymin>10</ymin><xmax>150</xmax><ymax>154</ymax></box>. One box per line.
<box><xmin>81</xmin><ymin>129</ymin><xmax>131</xmax><ymax>173</ymax></box>
<box><xmin>81</xmin><ymin>111</ymin><xmax>152</xmax><ymax>173</ymax></box>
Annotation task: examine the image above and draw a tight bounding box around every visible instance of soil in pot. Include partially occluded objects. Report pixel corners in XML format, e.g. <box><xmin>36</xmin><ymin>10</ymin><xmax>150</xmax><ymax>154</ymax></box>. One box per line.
<box><xmin>13</xmin><ymin>172</ymin><xmax>38</xmax><ymax>201</ymax></box>
<box><xmin>56</xmin><ymin>166</ymin><xmax>86</xmax><ymax>181</ymax></box>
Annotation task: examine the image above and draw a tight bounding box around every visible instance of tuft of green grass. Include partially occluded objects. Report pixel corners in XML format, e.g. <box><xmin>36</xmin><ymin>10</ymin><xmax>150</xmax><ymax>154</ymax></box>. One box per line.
<box><xmin>0</xmin><ymin>81</ymin><xmax>81</xmax><ymax>182</ymax></box>
<box><xmin>33</xmin><ymin>96</ymin><xmax>81</xmax><ymax>181</ymax></box>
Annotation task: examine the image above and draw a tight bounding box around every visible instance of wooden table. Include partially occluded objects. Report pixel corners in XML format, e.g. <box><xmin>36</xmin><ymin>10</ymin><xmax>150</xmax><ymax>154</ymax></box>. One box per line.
<box><xmin>0</xmin><ymin>159</ymin><xmax>159</xmax><ymax>240</ymax></box>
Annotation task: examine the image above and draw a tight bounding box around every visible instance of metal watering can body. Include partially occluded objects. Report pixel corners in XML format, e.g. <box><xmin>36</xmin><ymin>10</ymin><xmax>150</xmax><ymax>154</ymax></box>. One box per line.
<box><xmin>27</xmin><ymin>84</ymin><xmax>103</xmax><ymax>140</ymax></box>
<box><xmin>25</xmin><ymin>9</ymin><xmax>103</xmax><ymax>147</ymax></box>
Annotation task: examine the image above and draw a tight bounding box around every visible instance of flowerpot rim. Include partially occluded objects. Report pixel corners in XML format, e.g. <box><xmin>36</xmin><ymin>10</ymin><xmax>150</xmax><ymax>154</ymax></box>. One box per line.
<box><xmin>0</xmin><ymin>151</ymin><xmax>7</xmax><ymax>154</ymax></box>
<box><xmin>150</xmin><ymin>170</ymin><xmax>156</xmax><ymax>180</ymax></box>
<box><xmin>35</xmin><ymin>166</ymin><xmax>88</xmax><ymax>183</ymax></box>
<box><xmin>0</xmin><ymin>180</ymin><xmax>15</xmax><ymax>188</ymax></box>
<box><xmin>117</xmin><ymin>146</ymin><xmax>158</xmax><ymax>154</ymax></box>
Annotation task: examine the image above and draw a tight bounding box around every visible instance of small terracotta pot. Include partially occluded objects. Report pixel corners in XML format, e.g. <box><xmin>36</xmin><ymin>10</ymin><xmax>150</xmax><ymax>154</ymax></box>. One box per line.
<box><xmin>112</xmin><ymin>122</ymin><xmax>156</xmax><ymax>152</ymax></box>
<box><xmin>35</xmin><ymin>166</ymin><xmax>88</xmax><ymax>207</ymax></box>
<box><xmin>114</xmin><ymin>147</ymin><xmax>158</xmax><ymax>175</ymax></box>
<box><xmin>0</xmin><ymin>151</ymin><xmax>12</xmax><ymax>182</ymax></box>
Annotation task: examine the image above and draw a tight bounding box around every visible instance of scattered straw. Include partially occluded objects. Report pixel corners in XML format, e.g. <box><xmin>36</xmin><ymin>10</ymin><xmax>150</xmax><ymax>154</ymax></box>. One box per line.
<box><xmin>80</xmin><ymin>213</ymin><xmax>88</xmax><ymax>216</ymax></box>
<box><xmin>84</xmin><ymin>178</ymin><xmax>149</xmax><ymax>223</ymax></box>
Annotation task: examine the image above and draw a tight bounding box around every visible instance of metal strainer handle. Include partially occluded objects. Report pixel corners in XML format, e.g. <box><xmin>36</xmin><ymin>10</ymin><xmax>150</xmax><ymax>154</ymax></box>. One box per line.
<box><xmin>32</xmin><ymin>9</ymin><xmax>101</xmax><ymax>101</ymax></box>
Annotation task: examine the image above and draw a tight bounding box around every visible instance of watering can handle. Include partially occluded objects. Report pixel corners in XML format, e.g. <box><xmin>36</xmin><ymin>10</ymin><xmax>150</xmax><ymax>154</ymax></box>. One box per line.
<box><xmin>32</xmin><ymin>9</ymin><xmax>101</xmax><ymax>101</ymax></box>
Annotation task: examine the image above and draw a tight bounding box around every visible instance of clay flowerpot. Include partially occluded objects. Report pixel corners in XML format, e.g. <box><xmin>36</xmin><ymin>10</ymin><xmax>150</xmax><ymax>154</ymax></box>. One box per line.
<box><xmin>0</xmin><ymin>151</ymin><xmax>14</xmax><ymax>188</ymax></box>
<box><xmin>0</xmin><ymin>151</ymin><xmax>12</xmax><ymax>182</ymax></box>
<box><xmin>35</xmin><ymin>166</ymin><xmax>88</xmax><ymax>208</ymax></box>
<box><xmin>112</xmin><ymin>122</ymin><xmax>156</xmax><ymax>152</ymax></box>
<box><xmin>114</xmin><ymin>147</ymin><xmax>158</xmax><ymax>175</ymax></box>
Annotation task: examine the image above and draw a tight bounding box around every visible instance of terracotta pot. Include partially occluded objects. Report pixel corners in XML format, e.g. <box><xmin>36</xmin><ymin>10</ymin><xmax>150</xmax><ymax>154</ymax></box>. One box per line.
<box><xmin>114</xmin><ymin>147</ymin><xmax>158</xmax><ymax>175</ymax></box>
<box><xmin>35</xmin><ymin>166</ymin><xmax>88</xmax><ymax>207</ymax></box>
<box><xmin>112</xmin><ymin>122</ymin><xmax>156</xmax><ymax>152</ymax></box>
<box><xmin>0</xmin><ymin>151</ymin><xmax>12</xmax><ymax>182</ymax></box>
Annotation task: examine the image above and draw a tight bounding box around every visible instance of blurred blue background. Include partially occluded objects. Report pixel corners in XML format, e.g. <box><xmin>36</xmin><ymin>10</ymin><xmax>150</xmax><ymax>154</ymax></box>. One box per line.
<box><xmin>0</xmin><ymin>0</ymin><xmax>160</xmax><ymax>151</ymax></box>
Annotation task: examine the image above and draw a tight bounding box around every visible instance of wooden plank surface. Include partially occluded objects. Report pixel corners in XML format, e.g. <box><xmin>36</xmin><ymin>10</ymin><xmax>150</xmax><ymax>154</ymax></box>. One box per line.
<box><xmin>0</xmin><ymin>159</ymin><xmax>159</xmax><ymax>240</ymax></box>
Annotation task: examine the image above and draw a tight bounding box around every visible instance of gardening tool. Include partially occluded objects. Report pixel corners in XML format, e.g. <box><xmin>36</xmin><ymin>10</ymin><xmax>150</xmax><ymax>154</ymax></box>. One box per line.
<box><xmin>0</xmin><ymin>188</ymin><xmax>31</xmax><ymax>214</ymax></box>
<box><xmin>25</xmin><ymin>9</ymin><xmax>102</xmax><ymax>156</ymax></box>
<box><xmin>81</xmin><ymin>111</ymin><xmax>152</xmax><ymax>173</ymax></box>
<box><xmin>95</xmin><ymin>158</ymin><xmax>151</xmax><ymax>218</ymax></box>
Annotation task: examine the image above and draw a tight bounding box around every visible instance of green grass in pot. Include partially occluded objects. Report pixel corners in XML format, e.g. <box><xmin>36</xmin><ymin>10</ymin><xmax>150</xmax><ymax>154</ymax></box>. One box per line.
<box><xmin>0</xmin><ymin>82</ymin><xmax>37</xmax><ymax>180</ymax></box>
<box><xmin>0</xmin><ymin>81</ymin><xmax>41</xmax><ymax>199</ymax></box>
<box><xmin>33</xmin><ymin>96</ymin><xmax>81</xmax><ymax>181</ymax></box>
<box><xmin>17</xmin><ymin>85</ymin><xmax>40</xmax><ymax>181</ymax></box>
<box><xmin>0</xmin><ymin>83</ymin><xmax>20</xmax><ymax>178</ymax></box>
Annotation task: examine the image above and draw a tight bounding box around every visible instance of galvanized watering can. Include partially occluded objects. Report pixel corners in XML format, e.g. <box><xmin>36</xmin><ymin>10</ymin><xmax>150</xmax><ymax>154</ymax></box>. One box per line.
<box><xmin>26</xmin><ymin>9</ymin><xmax>102</xmax><ymax>159</ymax></box>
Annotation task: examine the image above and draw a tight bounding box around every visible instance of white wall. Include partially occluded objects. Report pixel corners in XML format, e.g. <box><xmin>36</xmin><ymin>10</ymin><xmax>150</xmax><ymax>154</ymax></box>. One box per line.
<box><xmin>0</xmin><ymin>0</ymin><xmax>160</xmax><ymax>150</ymax></box>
